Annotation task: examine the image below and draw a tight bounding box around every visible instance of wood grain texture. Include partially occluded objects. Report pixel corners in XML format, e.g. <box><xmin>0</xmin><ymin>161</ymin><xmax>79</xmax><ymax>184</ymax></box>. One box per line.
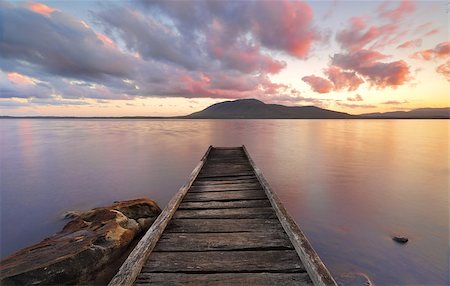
<box><xmin>135</xmin><ymin>273</ymin><xmax>313</xmax><ymax>286</ymax></box>
<box><xmin>178</xmin><ymin>199</ymin><xmax>271</xmax><ymax>209</ymax></box>
<box><xmin>153</xmin><ymin>231</ymin><xmax>293</xmax><ymax>251</ymax></box>
<box><xmin>165</xmin><ymin>218</ymin><xmax>284</xmax><ymax>233</ymax></box>
<box><xmin>142</xmin><ymin>250</ymin><xmax>306</xmax><ymax>272</ymax></box>
<box><xmin>173</xmin><ymin>207</ymin><xmax>276</xmax><ymax>219</ymax></box>
<box><xmin>183</xmin><ymin>190</ymin><xmax>267</xmax><ymax>201</ymax></box>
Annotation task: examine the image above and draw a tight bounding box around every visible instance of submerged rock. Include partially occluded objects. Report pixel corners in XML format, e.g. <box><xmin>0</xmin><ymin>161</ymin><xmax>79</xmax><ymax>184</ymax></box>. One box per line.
<box><xmin>392</xmin><ymin>236</ymin><xmax>409</xmax><ymax>244</ymax></box>
<box><xmin>0</xmin><ymin>198</ymin><xmax>161</xmax><ymax>285</ymax></box>
<box><xmin>336</xmin><ymin>272</ymin><xmax>373</xmax><ymax>286</ymax></box>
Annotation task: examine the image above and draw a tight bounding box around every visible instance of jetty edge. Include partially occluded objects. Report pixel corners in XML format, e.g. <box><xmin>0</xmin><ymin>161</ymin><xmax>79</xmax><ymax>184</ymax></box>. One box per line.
<box><xmin>109</xmin><ymin>146</ymin><xmax>337</xmax><ymax>286</ymax></box>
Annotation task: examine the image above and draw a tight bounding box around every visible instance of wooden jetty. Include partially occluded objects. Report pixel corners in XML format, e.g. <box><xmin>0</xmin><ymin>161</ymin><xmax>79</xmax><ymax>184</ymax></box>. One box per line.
<box><xmin>109</xmin><ymin>146</ymin><xmax>336</xmax><ymax>286</ymax></box>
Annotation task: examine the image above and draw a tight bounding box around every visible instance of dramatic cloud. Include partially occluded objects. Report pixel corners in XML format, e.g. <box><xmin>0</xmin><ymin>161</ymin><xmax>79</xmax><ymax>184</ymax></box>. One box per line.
<box><xmin>2</xmin><ymin>1</ymin><xmax>320</xmax><ymax>103</ymax></box>
<box><xmin>436</xmin><ymin>61</ymin><xmax>450</xmax><ymax>81</ymax></box>
<box><xmin>301</xmin><ymin>75</ymin><xmax>334</xmax><ymax>93</ymax></box>
<box><xmin>304</xmin><ymin>49</ymin><xmax>411</xmax><ymax>93</ymax></box>
<box><xmin>0</xmin><ymin>2</ymin><xmax>134</xmax><ymax>80</ymax></box>
<box><xmin>332</xmin><ymin>50</ymin><xmax>410</xmax><ymax>88</ymax></box>
<box><xmin>411</xmin><ymin>42</ymin><xmax>450</xmax><ymax>61</ymax></box>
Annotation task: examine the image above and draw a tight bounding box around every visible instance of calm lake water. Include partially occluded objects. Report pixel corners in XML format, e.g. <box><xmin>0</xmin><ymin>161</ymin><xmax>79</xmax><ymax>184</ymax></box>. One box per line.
<box><xmin>1</xmin><ymin>119</ymin><xmax>448</xmax><ymax>285</ymax></box>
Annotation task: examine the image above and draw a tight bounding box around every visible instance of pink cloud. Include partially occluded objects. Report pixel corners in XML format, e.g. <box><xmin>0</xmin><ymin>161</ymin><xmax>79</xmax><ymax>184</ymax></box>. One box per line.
<box><xmin>397</xmin><ymin>39</ymin><xmax>422</xmax><ymax>49</ymax></box>
<box><xmin>206</xmin><ymin>23</ymin><xmax>286</xmax><ymax>74</ymax></box>
<box><xmin>325</xmin><ymin>66</ymin><xmax>364</xmax><ymax>91</ymax></box>
<box><xmin>27</xmin><ymin>2</ymin><xmax>58</xmax><ymax>16</ymax></box>
<box><xmin>252</xmin><ymin>1</ymin><xmax>319</xmax><ymax>58</ymax></box>
<box><xmin>7</xmin><ymin>72</ymin><xmax>35</xmax><ymax>85</ymax></box>
<box><xmin>411</xmin><ymin>42</ymin><xmax>450</xmax><ymax>61</ymax></box>
<box><xmin>336</xmin><ymin>17</ymin><xmax>398</xmax><ymax>51</ymax></box>
<box><xmin>302</xmin><ymin>75</ymin><xmax>334</xmax><ymax>93</ymax></box>
<box><xmin>332</xmin><ymin>50</ymin><xmax>411</xmax><ymax>88</ymax></box>
<box><xmin>423</xmin><ymin>29</ymin><xmax>439</xmax><ymax>37</ymax></box>
<box><xmin>436</xmin><ymin>61</ymin><xmax>450</xmax><ymax>81</ymax></box>
<box><xmin>378</xmin><ymin>0</ymin><xmax>415</xmax><ymax>21</ymax></box>
<box><xmin>95</xmin><ymin>32</ymin><xmax>115</xmax><ymax>48</ymax></box>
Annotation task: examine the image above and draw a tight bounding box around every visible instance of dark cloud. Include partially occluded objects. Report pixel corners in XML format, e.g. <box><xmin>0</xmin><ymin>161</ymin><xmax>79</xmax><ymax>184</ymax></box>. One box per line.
<box><xmin>0</xmin><ymin>2</ymin><xmax>134</xmax><ymax>80</ymax></box>
<box><xmin>1</xmin><ymin>1</ymin><xmax>320</xmax><ymax>104</ymax></box>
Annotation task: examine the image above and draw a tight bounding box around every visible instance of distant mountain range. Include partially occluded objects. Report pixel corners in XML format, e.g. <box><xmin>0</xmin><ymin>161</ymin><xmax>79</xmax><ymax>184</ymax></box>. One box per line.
<box><xmin>360</xmin><ymin>108</ymin><xmax>450</xmax><ymax>119</ymax></box>
<box><xmin>185</xmin><ymin>99</ymin><xmax>449</xmax><ymax>119</ymax></box>
<box><xmin>1</xmin><ymin>99</ymin><xmax>449</xmax><ymax>119</ymax></box>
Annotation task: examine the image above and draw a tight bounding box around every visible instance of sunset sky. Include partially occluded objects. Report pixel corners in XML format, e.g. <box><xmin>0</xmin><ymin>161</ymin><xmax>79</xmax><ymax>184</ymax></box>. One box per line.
<box><xmin>0</xmin><ymin>0</ymin><xmax>448</xmax><ymax>116</ymax></box>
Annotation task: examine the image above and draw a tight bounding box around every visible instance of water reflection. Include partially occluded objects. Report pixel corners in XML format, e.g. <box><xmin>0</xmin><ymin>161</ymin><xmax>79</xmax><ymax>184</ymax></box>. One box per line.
<box><xmin>0</xmin><ymin>119</ymin><xmax>448</xmax><ymax>285</ymax></box>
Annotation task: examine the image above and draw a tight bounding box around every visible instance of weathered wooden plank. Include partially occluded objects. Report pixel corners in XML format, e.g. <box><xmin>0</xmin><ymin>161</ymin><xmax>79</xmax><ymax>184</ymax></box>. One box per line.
<box><xmin>183</xmin><ymin>190</ymin><xmax>266</xmax><ymax>201</ymax></box>
<box><xmin>165</xmin><ymin>218</ymin><xmax>284</xmax><ymax>233</ymax></box>
<box><xmin>153</xmin><ymin>232</ymin><xmax>294</xmax><ymax>251</ymax></box>
<box><xmin>141</xmin><ymin>250</ymin><xmax>306</xmax><ymax>273</ymax></box>
<box><xmin>243</xmin><ymin>146</ymin><xmax>337</xmax><ymax>286</ymax></box>
<box><xmin>192</xmin><ymin>179</ymin><xmax>259</xmax><ymax>186</ymax></box>
<box><xmin>195</xmin><ymin>175</ymin><xmax>256</xmax><ymax>181</ymax></box>
<box><xmin>189</xmin><ymin>183</ymin><xmax>262</xmax><ymax>192</ymax></box>
<box><xmin>178</xmin><ymin>199</ymin><xmax>271</xmax><ymax>209</ymax></box>
<box><xmin>135</xmin><ymin>273</ymin><xmax>312</xmax><ymax>286</ymax></box>
<box><xmin>197</xmin><ymin>173</ymin><xmax>255</xmax><ymax>179</ymax></box>
<box><xmin>173</xmin><ymin>207</ymin><xmax>276</xmax><ymax>219</ymax></box>
<box><xmin>107</xmin><ymin>146</ymin><xmax>213</xmax><ymax>286</ymax></box>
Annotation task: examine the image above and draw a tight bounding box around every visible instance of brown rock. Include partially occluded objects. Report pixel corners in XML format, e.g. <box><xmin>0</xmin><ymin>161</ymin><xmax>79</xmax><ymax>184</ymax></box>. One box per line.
<box><xmin>0</xmin><ymin>198</ymin><xmax>161</xmax><ymax>285</ymax></box>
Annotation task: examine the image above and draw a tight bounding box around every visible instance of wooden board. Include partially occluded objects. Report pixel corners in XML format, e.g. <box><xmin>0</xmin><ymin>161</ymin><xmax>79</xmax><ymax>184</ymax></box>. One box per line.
<box><xmin>183</xmin><ymin>190</ymin><xmax>267</xmax><ymax>201</ymax></box>
<box><xmin>135</xmin><ymin>273</ymin><xmax>312</xmax><ymax>286</ymax></box>
<box><xmin>165</xmin><ymin>218</ymin><xmax>284</xmax><ymax>233</ymax></box>
<box><xmin>142</xmin><ymin>250</ymin><xmax>306</xmax><ymax>272</ymax></box>
<box><xmin>153</xmin><ymin>232</ymin><xmax>294</xmax><ymax>251</ymax></box>
<box><xmin>172</xmin><ymin>207</ymin><xmax>276</xmax><ymax>219</ymax></box>
<box><xmin>189</xmin><ymin>183</ymin><xmax>262</xmax><ymax>192</ymax></box>
<box><xmin>178</xmin><ymin>199</ymin><xmax>271</xmax><ymax>209</ymax></box>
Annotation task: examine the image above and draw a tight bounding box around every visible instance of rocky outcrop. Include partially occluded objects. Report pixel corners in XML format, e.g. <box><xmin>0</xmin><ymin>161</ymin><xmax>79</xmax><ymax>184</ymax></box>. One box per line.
<box><xmin>0</xmin><ymin>198</ymin><xmax>161</xmax><ymax>285</ymax></box>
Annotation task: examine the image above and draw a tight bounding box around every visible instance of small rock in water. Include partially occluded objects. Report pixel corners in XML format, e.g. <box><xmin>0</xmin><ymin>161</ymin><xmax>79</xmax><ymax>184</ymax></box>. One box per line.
<box><xmin>62</xmin><ymin>210</ymin><xmax>80</xmax><ymax>220</ymax></box>
<box><xmin>393</xmin><ymin>236</ymin><xmax>409</xmax><ymax>244</ymax></box>
<box><xmin>336</xmin><ymin>272</ymin><xmax>373</xmax><ymax>286</ymax></box>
